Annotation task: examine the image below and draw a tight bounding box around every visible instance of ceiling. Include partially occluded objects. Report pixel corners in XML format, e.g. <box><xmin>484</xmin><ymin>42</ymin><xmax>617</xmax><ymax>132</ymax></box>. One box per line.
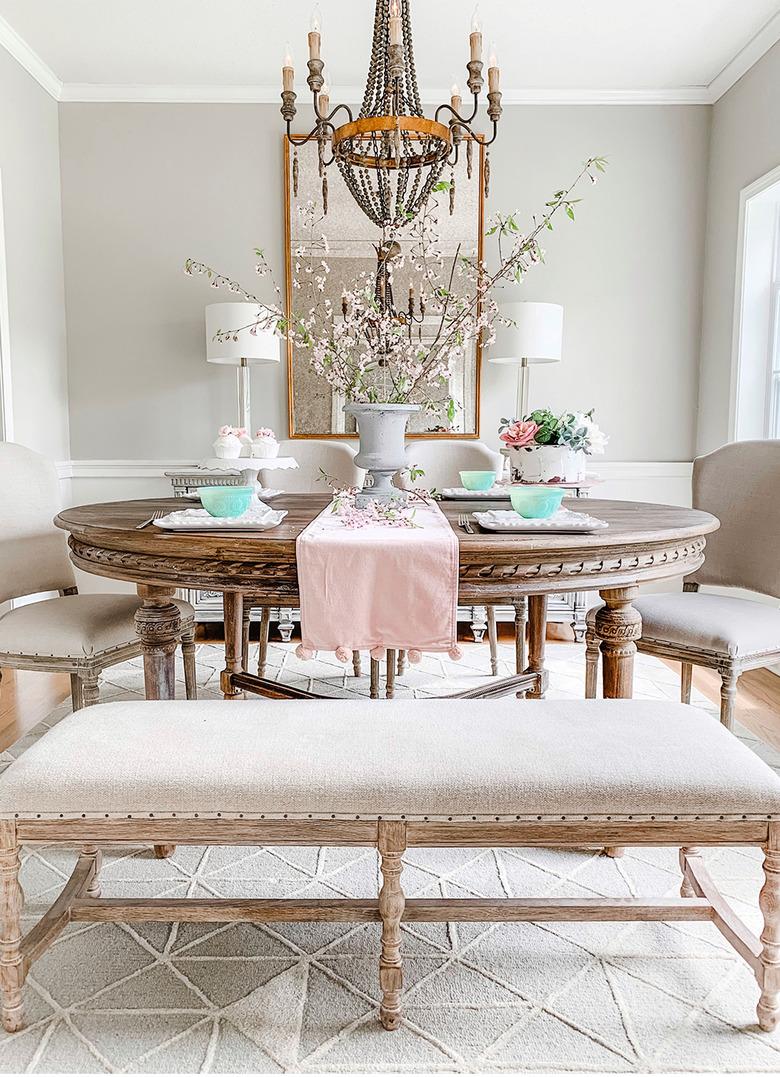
<box><xmin>1</xmin><ymin>0</ymin><xmax>779</xmax><ymax>103</ymax></box>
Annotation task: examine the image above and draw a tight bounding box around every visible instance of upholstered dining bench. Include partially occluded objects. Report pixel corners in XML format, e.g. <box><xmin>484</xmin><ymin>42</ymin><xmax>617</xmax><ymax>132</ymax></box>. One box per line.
<box><xmin>1</xmin><ymin>698</ymin><xmax>780</xmax><ymax>1036</ymax></box>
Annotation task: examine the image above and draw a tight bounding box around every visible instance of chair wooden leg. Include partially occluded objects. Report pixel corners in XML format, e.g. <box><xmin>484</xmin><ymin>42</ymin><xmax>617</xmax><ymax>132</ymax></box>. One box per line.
<box><xmin>585</xmin><ymin>629</ymin><xmax>599</xmax><ymax>699</ymax></box>
<box><xmin>69</xmin><ymin>673</ymin><xmax>84</xmax><ymax>712</ymax></box>
<box><xmin>719</xmin><ymin>668</ymin><xmax>739</xmax><ymax>731</ymax></box>
<box><xmin>487</xmin><ymin>607</ymin><xmax>499</xmax><ymax>677</ymax></box>
<box><xmin>758</xmin><ymin>823</ymin><xmax>780</xmax><ymax>1032</ymax></box>
<box><xmin>81</xmin><ymin>844</ymin><xmax>102</xmax><ymax>899</ymax></box>
<box><xmin>0</xmin><ymin>823</ymin><xmax>24</xmax><ymax>1032</ymax></box>
<box><xmin>513</xmin><ymin>597</ymin><xmax>527</xmax><ymax>675</ymax></box>
<box><xmin>397</xmin><ymin>650</ymin><xmax>406</xmax><ymax>676</ymax></box>
<box><xmin>386</xmin><ymin>651</ymin><xmax>396</xmax><ymax>699</ymax></box>
<box><xmin>82</xmin><ymin>671</ymin><xmax>100</xmax><ymax>708</ymax></box>
<box><xmin>181</xmin><ymin>623</ymin><xmax>197</xmax><ymax>700</ymax></box>
<box><xmin>679</xmin><ymin>845</ymin><xmax>702</xmax><ymax>898</ymax></box>
<box><xmin>526</xmin><ymin>595</ymin><xmax>548</xmax><ymax>699</ymax></box>
<box><xmin>370</xmin><ymin>658</ymin><xmax>380</xmax><ymax>700</ymax></box>
<box><xmin>378</xmin><ymin>822</ymin><xmax>406</xmax><ymax>1031</ymax></box>
<box><xmin>680</xmin><ymin>662</ymin><xmax>693</xmax><ymax>704</ymax></box>
<box><xmin>257</xmin><ymin>608</ymin><xmax>270</xmax><ymax>678</ymax></box>
<box><xmin>352</xmin><ymin>650</ymin><xmax>362</xmax><ymax>678</ymax></box>
<box><xmin>241</xmin><ymin>605</ymin><xmax>251</xmax><ymax>673</ymax></box>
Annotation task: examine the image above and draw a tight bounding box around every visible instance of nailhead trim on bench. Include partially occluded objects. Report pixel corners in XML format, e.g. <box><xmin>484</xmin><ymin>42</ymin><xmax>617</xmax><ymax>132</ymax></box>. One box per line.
<box><xmin>6</xmin><ymin>810</ymin><xmax>779</xmax><ymax>822</ymax></box>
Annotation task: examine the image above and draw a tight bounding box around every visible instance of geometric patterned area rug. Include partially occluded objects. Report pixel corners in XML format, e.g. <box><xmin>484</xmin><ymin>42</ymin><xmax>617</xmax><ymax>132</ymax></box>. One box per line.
<box><xmin>1</xmin><ymin>640</ymin><xmax>779</xmax><ymax>1073</ymax></box>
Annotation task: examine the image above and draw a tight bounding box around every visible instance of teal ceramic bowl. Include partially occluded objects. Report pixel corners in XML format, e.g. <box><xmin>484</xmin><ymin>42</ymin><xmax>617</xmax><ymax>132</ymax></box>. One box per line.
<box><xmin>509</xmin><ymin>485</ymin><xmax>566</xmax><ymax>519</ymax></box>
<box><xmin>200</xmin><ymin>485</ymin><xmax>254</xmax><ymax>518</ymax></box>
<box><xmin>460</xmin><ymin>470</ymin><xmax>497</xmax><ymax>492</ymax></box>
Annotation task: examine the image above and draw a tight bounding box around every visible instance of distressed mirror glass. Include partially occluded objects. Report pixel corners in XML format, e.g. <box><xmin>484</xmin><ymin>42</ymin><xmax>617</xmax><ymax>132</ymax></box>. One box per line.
<box><xmin>285</xmin><ymin>137</ymin><xmax>484</xmax><ymax>438</ymax></box>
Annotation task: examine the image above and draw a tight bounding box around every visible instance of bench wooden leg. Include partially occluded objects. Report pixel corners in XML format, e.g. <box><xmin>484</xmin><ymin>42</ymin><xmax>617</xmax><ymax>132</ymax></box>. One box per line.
<box><xmin>370</xmin><ymin>658</ymin><xmax>380</xmax><ymax>700</ymax></box>
<box><xmin>758</xmin><ymin>824</ymin><xmax>780</xmax><ymax>1032</ymax></box>
<box><xmin>82</xmin><ymin>844</ymin><xmax>102</xmax><ymax>899</ymax></box>
<box><xmin>352</xmin><ymin>650</ymin><xmax>362</xmax><ymax>677</ymax></box>
<box><xmin>679</xmin><ymin>845</ymin><xmax>702</xmax><ymax>898</ymax></box>
<box><xmin>378</xmin><ymin>821</ymin><xmax>406</xmax><ymax>1031</ymax></box>
<box><xmin>397</xmin><ymin>650</ymin><xmax>406</xmax><ymax>676</ymax></box>
<box><xmin>0</xmin><ymin>823</ymin><xmax>24</xmax><ymax>1033</ymax></box>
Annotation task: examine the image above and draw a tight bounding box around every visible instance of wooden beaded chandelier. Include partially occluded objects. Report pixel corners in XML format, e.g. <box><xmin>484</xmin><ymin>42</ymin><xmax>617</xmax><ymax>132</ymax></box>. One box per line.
<box><xmin>280</xmin><ymin>0</ymin><xmax>502</xmax><ymax>228</ymax></box>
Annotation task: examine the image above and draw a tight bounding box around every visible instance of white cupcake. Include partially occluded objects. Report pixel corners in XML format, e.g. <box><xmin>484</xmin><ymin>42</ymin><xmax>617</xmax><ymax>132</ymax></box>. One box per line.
<box><xmin>212</xmin><ymin>425</ymin><xmax>242</xmax><ymax>460</ymax></box>
<box><xmin>236</xmin><ymin>428</ymin><xmax>253</xmax><ymax>458</ymax></box>
<box><xmin>252</xmin><ymin>428</ymin><xmax>280</xmax><ymax>459</ymax></box>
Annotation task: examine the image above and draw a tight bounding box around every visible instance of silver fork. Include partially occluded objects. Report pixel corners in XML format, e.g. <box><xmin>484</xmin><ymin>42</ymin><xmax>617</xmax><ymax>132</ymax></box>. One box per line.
<box><xmin>457</xmin><ymin>513</ymin><xmax>475</xmax><ymax>535</ymax></box>
<box><xmin>136</xmin><ymin>509</ymin><xmax>165</xmax><ymax>529</ymax></box>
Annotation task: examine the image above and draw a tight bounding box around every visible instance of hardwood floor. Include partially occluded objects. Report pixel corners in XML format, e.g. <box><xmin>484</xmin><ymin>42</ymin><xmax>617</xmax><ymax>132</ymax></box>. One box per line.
<box><xmin>1</xmin><ymin>641</ymin><xmax>778</xmax><ymax>754</ymax></box>
<box><xmin>0</xmin><ymin>668</ymin><xmax>71</xmax><ymax>752</ymax></box>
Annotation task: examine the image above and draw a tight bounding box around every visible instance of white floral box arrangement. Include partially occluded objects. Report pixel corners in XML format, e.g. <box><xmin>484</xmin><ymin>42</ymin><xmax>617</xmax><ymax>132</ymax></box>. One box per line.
<box><xmin>499</xmin><ymin>408</ymin><xmax>608</xmax><ymax>483</ymax></box>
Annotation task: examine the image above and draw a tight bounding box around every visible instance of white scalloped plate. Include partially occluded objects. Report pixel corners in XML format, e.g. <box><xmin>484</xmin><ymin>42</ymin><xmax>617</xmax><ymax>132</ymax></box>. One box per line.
<box><xmin>473</xmin><ymin>508</ymin><xmax>609</xmax><ymax>533</ymax></box>
<box><xmin>153</xmin><ymin>507</ymin><xmax>288</xmax><ymax>531</ymax></box>
<box><xmin>441</xmin><ymin>486</ymin><xmax>510</xmax><ymax>499</ymax></box>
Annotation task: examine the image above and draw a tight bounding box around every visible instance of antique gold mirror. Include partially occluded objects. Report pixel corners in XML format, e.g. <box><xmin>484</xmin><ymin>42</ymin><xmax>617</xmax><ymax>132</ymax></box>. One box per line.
<box><xmin>285</xmin><ymin>136</ymin><xmax>485</xmax><ymax>439</ymax></box>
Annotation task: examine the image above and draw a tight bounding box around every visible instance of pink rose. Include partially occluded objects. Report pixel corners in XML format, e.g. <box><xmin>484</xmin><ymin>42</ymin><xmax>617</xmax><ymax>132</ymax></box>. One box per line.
<box><xmin>499</xmin><ymin>420</ymin><xmax>539</xmax><ymax>448</ymax></box>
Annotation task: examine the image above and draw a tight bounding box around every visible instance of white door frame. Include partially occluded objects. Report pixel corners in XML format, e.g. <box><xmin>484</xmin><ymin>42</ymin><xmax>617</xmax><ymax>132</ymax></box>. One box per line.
<box><xmin>0</xmin><ymin>171</ymin><xmax>13</xmax><ymax>441</ymax></box>
<box><xmin>728</xmin><ymin>162</ymin><xmax>780</xmax><ymax>441</ymax></box>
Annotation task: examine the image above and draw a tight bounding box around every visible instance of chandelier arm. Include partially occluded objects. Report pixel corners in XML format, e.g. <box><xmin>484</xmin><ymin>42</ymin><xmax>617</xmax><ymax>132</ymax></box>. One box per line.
<box><xmin>285</xmin><ymin>121</ymin><xmax>336</xmax><ymax>148</ymax></box>
<box><xmin>480</xmin><ymin>120</ymin><xmax>500</xmax><ymax>148</ymax></box>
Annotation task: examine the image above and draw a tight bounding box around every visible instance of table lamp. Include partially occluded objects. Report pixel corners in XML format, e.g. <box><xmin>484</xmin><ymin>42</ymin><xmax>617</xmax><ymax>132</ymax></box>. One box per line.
<box><xmin>488</xmin><ymin>301</ymin><xmax>563</xmax><ymax>418</ymax></box>
<box><xmin>205</xmin><ymin>303</ymin><xmax>280</xmax><ymax>432</ymax></box>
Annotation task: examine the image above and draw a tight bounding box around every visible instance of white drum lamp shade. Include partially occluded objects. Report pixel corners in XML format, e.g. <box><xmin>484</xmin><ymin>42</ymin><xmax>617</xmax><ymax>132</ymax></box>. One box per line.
<box><xmin>205</xmin><ymin>303</ymin><xmax>280</xmax><ymax>365</ymax></box>
<box><xmin>205</xmin><ymin>303</ymin><xmax>280</xmax><ymax>431</ymax></box>
<box><xmin>488</xmin><ymin>301</ymin><xmax>563</xmax><ymax>416</ymax></box>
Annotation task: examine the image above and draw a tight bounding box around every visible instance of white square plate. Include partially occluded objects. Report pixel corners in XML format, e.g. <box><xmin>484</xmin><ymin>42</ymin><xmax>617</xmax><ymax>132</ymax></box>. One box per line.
<box><xmin>473</xmin><ymin>508</ymin><xmax>608</xmax><ymax>533</ymax></box>
<box><xmin>153</xmin><ymin>506</ymin><xmax>288</xmax><ymax>531</ymax></box>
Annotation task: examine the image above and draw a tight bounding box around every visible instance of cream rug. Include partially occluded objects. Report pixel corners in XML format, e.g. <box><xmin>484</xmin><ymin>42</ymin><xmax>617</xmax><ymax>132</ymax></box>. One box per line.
<box><xmin>1</xmin><ymin>641</ymin><xmax>779</xmax><ymax>1074</ymax></box>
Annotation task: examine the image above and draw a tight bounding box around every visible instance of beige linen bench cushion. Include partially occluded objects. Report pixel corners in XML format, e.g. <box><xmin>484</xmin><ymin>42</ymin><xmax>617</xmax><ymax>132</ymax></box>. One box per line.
<box><xmin>2</xmin><ymin>699</ymin><xmax>780</xmax><ymax>822</ymax></box>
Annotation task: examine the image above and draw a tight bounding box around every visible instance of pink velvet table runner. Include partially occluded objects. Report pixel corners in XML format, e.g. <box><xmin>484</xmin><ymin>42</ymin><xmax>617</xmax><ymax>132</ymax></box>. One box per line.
<box><xmin>295</xmin><ymin>500</ymin><xmax>461</xmax><ymax>662</ymax></box>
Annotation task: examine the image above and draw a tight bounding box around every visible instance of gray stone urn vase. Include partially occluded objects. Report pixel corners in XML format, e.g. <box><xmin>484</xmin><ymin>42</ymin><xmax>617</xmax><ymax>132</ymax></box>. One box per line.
<box><xmin>344</xmin><ymin>402</ymin><xmax>421</xmax><ymax>506</ymax></box>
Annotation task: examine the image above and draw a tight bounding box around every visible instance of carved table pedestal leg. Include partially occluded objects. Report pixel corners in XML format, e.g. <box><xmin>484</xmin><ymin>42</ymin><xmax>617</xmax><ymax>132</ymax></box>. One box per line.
<box><xmin>594</xmin><ymin>585</ymin><xmax>642</xmax><ymax>701</ymax></box>
<box><xmin>135</xmin><ymin>585</ymin><xmax>182</xmax><ymax>702</ymax></box>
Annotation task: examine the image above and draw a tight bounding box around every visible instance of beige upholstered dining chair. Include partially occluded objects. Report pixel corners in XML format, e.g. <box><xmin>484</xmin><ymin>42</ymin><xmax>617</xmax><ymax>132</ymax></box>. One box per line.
<box><xmin>396</xmin><ymin>439</ymin><xmax>526</xmax><ymax>677</ymax></box>
<box><xmin>0</xmin><ymin>443</ymin><xmax>197</xmax><ymax>710</ymax></box>
<box><xmin>584</xmin><ymin>440</ymin><xmax>780</xmax><ymax>729</ymax></box>
<box><xmin>251</xmin><ymin>440</ymin><xmax>364</xmax><ymax>677</ymax></box>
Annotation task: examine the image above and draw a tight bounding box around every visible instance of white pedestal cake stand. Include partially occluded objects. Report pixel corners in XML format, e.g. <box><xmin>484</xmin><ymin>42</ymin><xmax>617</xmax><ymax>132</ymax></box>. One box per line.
<box><xmin>198</xmin><ymin>457</ymin><xmax>298</xmax><ymax>498</ymax></box>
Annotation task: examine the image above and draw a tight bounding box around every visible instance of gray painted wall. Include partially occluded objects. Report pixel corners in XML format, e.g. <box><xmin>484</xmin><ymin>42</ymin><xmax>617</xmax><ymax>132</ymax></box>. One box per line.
<box><xmin>59</xmin><ymin>101</ymin><xmax>709</xmax><ymax>462</ymax></box>
<box><xmin>698</xmin><ymin>41</ymin><xmax>780</xmax><ymax>454</ymax></box>
<box><xmin>0</xmin><ymin>48</ymin><xmax>69</xmax><ymax>460</ymax></box>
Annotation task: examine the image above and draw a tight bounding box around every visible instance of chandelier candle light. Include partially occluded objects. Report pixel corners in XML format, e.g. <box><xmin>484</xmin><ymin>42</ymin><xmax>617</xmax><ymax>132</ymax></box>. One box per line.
<box><xmin>280</xmin><ymin>0</ymin><xmax>502</xmax><ymax>228</ymax></box>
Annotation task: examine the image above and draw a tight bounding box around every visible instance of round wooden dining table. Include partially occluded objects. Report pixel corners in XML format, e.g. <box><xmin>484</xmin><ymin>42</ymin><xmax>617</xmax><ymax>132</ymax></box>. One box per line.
<box><xmin>55</xmin><ymin>495</ymin><xmax>719</xmax><ymax>703</ymax></box>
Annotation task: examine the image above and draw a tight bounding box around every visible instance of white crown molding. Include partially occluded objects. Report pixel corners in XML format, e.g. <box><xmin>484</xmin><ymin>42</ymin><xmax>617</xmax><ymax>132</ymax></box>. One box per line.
<box><xmin>3</xmin><ymin>13</ymin><xmax>778</xmax><ymax>107</ymax></box>
<box><xmin>0</xmin><ymin>14</ymin><xmax>62</xmax><ymax>99</ymax></box>
<box><xmin>708</xmin><ymin>9</ymin><xmax>780</xmax><ymax>102</ymax></box>
<box><xmin>58</xmin><ymin>82</ymin><xmax>712</xmax><ymax>105</ymax></box>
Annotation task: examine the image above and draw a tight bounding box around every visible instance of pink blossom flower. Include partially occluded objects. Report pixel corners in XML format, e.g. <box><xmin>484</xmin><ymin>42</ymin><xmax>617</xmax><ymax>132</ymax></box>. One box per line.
<box><xmin>499</xmin><ymin>420</ymin><xmax>539</xmax><ymax>448</ymax></box>
<box><xmin>254</xmin><ymin>427</ymin><xmax>276</xmax><ymax>440</ymax></box>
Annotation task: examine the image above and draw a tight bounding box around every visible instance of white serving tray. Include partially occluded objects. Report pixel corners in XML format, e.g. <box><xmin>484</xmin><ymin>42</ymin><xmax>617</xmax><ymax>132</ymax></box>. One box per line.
<box><xmin>153</xmin><ymin>506</ymin><xmax>288</xmax><ymax>531</ymax></box>
<box><xmin>442</xmin><ymin>486</ymin><xmax>510</xmax><ymax>499</ymax></box>
<box><xmin>473</xmin><ymin>508</ymin><xmax>609</xmax><ymax>534</ymax></box>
